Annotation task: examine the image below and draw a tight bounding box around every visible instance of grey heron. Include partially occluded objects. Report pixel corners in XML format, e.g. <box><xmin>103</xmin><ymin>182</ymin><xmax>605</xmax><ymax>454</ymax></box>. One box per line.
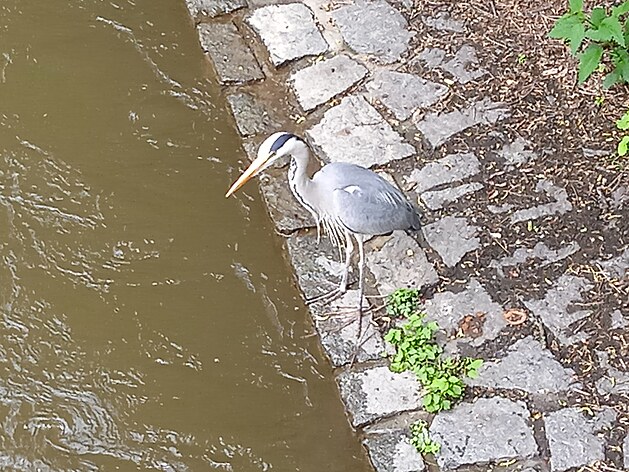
<box><xmin>226</xmin><ymin>132</ymin><xmax>420</xmax><ymax>334</ymax></box>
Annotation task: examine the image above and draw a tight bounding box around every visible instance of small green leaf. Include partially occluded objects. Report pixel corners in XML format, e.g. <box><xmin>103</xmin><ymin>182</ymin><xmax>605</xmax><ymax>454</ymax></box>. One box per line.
<box><xmin>618</xmin><ymin>135</ymin><xmax>629</xmax><ymax>156</ymax></box>
<box><xmin>578</xmin><ymin>44</ymin><xmax>604</xmax><ymax>83</ymax></box>
<box><xmin>569</xmin><ymin>0</ymin><xmax>583</xmax><ymax>14</ymax></box>
<box><xmin>616</xmin><ymin>111</ymin><xmax>629</xmax><ymax>130</ymax></box>
<box><xmin>612</xmin><ymin>1</ymin><xmax>629</xmax><ymax>18</ymax></box>
<box><xmin>550</xmin><ymin>14</ymin><xmax>586</xmax><ymax>54</ymax></box>
<box><xmin>586</xmin><ymin>17</ymin><xmax>626</xmax><ymax>46</ymax></box>
<box><xmin>603</xmin><ymin>69</ymin><xmax>621</xmax><ymax>88</ymax></box>
<box><xmin>590</xmin><ymin>7</ymin><xmax>606</xmax><ymax>28</ymax></box>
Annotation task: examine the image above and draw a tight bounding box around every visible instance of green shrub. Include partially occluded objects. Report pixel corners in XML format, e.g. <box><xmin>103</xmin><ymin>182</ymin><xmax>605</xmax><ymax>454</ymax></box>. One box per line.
<box><xmin>549</xmin><ymin>0</ymin><xmax>629</xmax><ymax>87</ymax></box>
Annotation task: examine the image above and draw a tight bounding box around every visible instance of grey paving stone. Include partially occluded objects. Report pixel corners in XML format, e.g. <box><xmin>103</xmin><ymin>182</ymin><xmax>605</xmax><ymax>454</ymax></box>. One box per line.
<box><xmin>407</xmin><ymin>152</ymin><xmax>481</xmax><ymax>194</ymax></box>
<box><xmin>510</xmin><ymin>180</ymin><xmax>572</xmax><ymax>224</ymax></box>
<box><xmin>595</xmin><ymin>351</ymin><xmax>629</xmax><ymax>396</ymax></box>
<box><xmin>422</xmin><ymin>216</ymin><xmax>480</xmax><ymax>268</ymax></box>
<box><xmin>366</xmin><ymin>232</ymin><xmax>438</xmax><ymax>295</ymax></box>
<box><xmin>441</xmin><ymin>45</ymin><xmax>487</xmax><ymax>84</ymax></box>
<box><xmin>430</xmin><ymin>397</ymin><xmax>537</xmax><ymax>470</ymax></box>
<box><xmin>226</xmin><ymin>93</ymin><xmax>279</xmax><ymax>137</ymax></box>
<box><xmin>312</xmin><ymin>290</ymin><xmax>387</xmax><ymax>367</ymax></box>
<box><xmin>363</xmin><ymin>430</ymin><xmax>425</xmax><ymax>472</ymax></box>
<box><xmin>197</xmin><ymin>22</ymin><xmax>263</xmax><ymax>84</ymax></box>
<box><xmin>332</xmin><ymin>0</ymin><xmax>412</xmax><ymax>63</ymax></box>
<box><xmin>487</xmin><ymin>202</ymin><xmax>515</xmax><ymax>214</ymax></box>
<box><xmin>424</xmin><ymin>278</ymin><xmax>507</xmax><ymax>347</ymax></box>
<box><xmin>544</xmin><ymin>407</ymin><xmax>616</xmax><ymax>472</ymax></box>
<box><xmin>285</xmin><ymin>231</ymin><xmax>346</xmax><ymax>300</ymax></box>
<box><xmin>416</xmin><ymin>47</ymin><xmax>446</xmax><ymax>68</ymax></box>
<box><xmin>365</xmin><ymin>70</ymin><xmax>448</xmax><ymax>121</ymax></box>
<box><xmin>291</xmin><ymin>55</ymin><xmax>368</xmax><ymax>111</ymax></box>
<box><xmin>185</xmin><ymin>0</ymin><xmax>246</xmax><ymax>18</ymax></box>
<box><xmin>611</xmin><ymin>309</ymin><xmax>628</xmax><ymax>329</ymax></box>
<box><xmin>256</xmin><ymin>171</ymin><xmax>315</xmax><ymax>233</ymax></box>
<box><xmin>248</xmin><ymin>3</ymin><xmax>328</xmax><ymax>66</ymax></box>
<box><xmin>524</xmin><ymin>274</ymin><xmax>593</xmax><ymax>346</ymax></box>
<box><xmin>337</xmin><ymin>366</ymin><xmax>423</xmax><ymax>427</ymax></box>
<box><xmin>470</xmin><ymin>337</ymin><xmax>581</xmax><ymax>394</ymax></box>
<box><xmin>624</xmin><ymin>434</ymin><xmax>629</xmax><ymax>469</ymax></box>
<box><xmin>420</xmin><ymin>182</ymin><xmax>483</xmax><ymax>210</ymax></box>
<box><xmin>422</xmin><ymin>12</ymin><xmax>465</xmax><ymax>32</ymax></box>
<box><xmin>307</xmin><ymin>95</ymin><xmax>415</xmax><ymax>167</ymax></box>
<box><xmin>498</xmin><ymin>137</ymin><xmax>537</xmax><ymax>168</ymax></box>
<box><xmin>598</xmin><ymin>247</ymin><xmax>629</xmax><ymax>279</ymax></box>
<box><xmin>416</xmin><ymin>98</ymin><xmax>510</xmax><ymax>148</ymax></box>
<box><xmin>490</xmin><ymin>241</ymin><xmax>580</xmax><ymax>278</ymax></box>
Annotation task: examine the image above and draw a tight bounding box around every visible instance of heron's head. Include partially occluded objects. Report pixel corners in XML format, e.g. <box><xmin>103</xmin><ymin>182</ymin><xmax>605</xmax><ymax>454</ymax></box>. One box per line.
<box><xmin>225</xmin><ymin>132</ymin><xmax>304</xmax><ymax>197</ymax></box>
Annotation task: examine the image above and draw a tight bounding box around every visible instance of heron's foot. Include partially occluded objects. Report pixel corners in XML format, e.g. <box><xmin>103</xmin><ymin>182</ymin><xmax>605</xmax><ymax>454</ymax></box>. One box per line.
<box><xmin>305</xmin><ymin>287</ymin><xmax>346</xmax><ymax>306</ymax></box>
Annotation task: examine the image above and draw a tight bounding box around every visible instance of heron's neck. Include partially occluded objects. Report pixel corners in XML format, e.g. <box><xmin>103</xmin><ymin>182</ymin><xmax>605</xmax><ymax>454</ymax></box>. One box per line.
<box><xmin>287</xmin><ymin>143</ymin><xmax>317</xmax><ymax>214</ymax></box>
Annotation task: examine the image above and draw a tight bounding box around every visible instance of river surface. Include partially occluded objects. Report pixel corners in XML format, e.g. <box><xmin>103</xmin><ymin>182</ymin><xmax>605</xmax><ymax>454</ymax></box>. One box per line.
<box><xmin>0</xmin><ymin>1</ymin><xmax>372</xmax><ymax>470</ymax></box>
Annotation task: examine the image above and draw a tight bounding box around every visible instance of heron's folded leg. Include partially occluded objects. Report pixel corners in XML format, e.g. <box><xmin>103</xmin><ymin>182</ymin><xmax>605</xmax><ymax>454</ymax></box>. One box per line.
<box><xmin>305</xmin><ymin>230</ymin><xmax>352</xmax><ymax>305</ymax></box>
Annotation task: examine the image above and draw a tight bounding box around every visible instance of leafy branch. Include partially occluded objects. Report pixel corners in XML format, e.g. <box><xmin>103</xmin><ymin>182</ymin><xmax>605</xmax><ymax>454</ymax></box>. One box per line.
<box><xmin>549</xmin><ymin>0</ymin><xmax>629</xmax><ymax>87</ymax></box>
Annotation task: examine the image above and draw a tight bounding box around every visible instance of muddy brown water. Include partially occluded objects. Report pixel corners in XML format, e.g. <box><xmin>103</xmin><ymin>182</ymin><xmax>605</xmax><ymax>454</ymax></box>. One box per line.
<box><xmin>0</xmin><ymin>1</ymin><xmax>372</xmax><ymax>470</ymax></box>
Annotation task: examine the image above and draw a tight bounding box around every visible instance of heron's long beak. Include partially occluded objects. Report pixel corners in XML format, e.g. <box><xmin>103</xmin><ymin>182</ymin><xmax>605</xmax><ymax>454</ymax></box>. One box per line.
<box><xmin>225</xmin><ymin>151</ymin><xmax>276</xmax><ymax>198</ymax></box>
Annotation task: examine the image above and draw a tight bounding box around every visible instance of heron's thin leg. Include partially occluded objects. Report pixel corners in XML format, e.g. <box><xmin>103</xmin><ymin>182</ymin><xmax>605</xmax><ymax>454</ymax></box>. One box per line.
<box><xmin>305</xmin><ymin>230</ymin><xmax>352</xmax><ymax>305</ymax></box>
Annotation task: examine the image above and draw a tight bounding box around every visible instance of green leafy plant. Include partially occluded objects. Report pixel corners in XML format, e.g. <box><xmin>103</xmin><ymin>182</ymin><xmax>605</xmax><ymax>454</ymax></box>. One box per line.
<box><xmin>617</xmin><ymin>109</ymin><xmax>629</xmax><ymax>156</ymax></box>
<box><xmin>549</xmin><ymin>0</ymin><xmax>629</xmax><ymax>87</ymax></box>
<box><xmin>410</xmin><ymin>420</ymin><xmax>440</xmax><ymax>455</ymax></box>
<box><xmin>386</xmin><ymin>288</ymin><xmax>421</xmax><ymax>318</ymax></box>
<box><xmin>384</xmin><ymin>311</ymin><xmax>483</xmax><ymax>413</ymax></box>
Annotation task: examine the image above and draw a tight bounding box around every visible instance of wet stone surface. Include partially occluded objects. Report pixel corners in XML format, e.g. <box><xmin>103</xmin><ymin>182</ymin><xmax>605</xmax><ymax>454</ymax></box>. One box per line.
<box><xmin>366</xmin><ymin>232</ymin><xmax>438</xmax><ymax>295</ymax></box>
<box><xmin>363</xmin><ymin>430</ymin><xmax>425</xmax><ymax>472</ymax></box>
<box><xmin>257</xmin><ymin>171</ymin><xmax>314</xmax><ymax>233</ymax></box>
<box><xmin>524</xmin><ymin>274</ymin><xmax>593</xmax><ymax>346</ymax></box>
<box><xmin>424</xmin><ymin>278</ymin><xmax>506</xmax><ymax>348</ymax></box>
<box><xmin>544</xmin><ymin>407</ymin><xmax>616</xmax><ymax>472</ymax></box>
<box><xmin>197</xmin><ymin>22</ymin><xmax>263</xmax><ymax>84</ymax></box>
<box><xmin>337</xmin><ymin>366</ymin><xmax>423</xmax><ymax>427</ymax></box>
<box><xmin>430</xmin><ymin>397</ymin><xmax>538</xmax><ymax>470</ymax></box>
<box><xmin>307</xmin><ymin>95</ymin><xmax>415</xmax><ymax>167</ymax></box>
<box><xmin>420</xmin><ymin>182</ymin><xmax>483</xmax><ymax>210</ymax></box>
<box><xmin>471</xmin><ymin>336</ymin><xmax>581</xmax><ymax>395</ymax></box>
<box><xmin>185</xmin><ymin>0</ymin><xmax>246</xmax><ymax>18</ymax></box>
<box><xmin>291</xmin><ymin>55</ymin><xmax>368</xmax><ymax>111</ymax></box>
<box><xmin>248</xmin><ymin>3</ymin><xmax>328</xmax><ymax>66</ymax></box>
<box><xmin>422</xmin><ymin>216</ymin><xmax>480</xmax><ymax>268</ymax></box>
<box><xmin>332</xmin><ymin>0</ymin><xmax>412</xmax><ymax>63</ymax></box>
<box><xmin>415</xmin><ymin>98</ymin><xmax>510</xmax><ymax>148</ymax></box>
<box><xmin>407</xmin><ymin>152</ymin><xmax>481</xmax><ymax>194</ymax></box>
<box><xmin>227</xmin><ymin>92</ymin><xmax>279</xmax><ymax>137</ymax></box>
<box><xmin>365</xmin><ymin>70</ymin><xmax>448</xmax><ymax>121</ymax></box>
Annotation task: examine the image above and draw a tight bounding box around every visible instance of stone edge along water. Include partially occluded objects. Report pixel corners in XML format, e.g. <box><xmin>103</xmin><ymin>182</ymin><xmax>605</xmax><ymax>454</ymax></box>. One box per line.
<box><xmin>185</xmin><ymin>0</ymin><xmax>627</xmax><ymax>471</ymax></box>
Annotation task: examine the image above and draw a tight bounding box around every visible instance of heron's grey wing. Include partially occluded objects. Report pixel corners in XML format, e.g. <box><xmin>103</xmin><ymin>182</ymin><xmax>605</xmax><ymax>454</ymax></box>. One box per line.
<box><xmin>316</xmin><ymin>164</ymin><xmax>420</xmax><ymax>235</ymax></box>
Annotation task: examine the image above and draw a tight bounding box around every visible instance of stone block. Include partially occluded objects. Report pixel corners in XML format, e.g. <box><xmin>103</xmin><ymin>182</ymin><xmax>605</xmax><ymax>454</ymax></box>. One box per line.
<box><xmin>337</xmin><ymin>366</ymin><xmax>423</xmax><ymax>427</ymax></box>
<box><xmin>407</xmin><ymin>152</ymin><xmax>480</xmax><ymax>194</ymax></box>
<box><xmin>248</xmin><ymin>3</ymin><xmax>328</xmax><ymax>66</ymax></box>
<box><xmin>544</xmin><ymin>407</ymin><xmax>616</xmax><ymax>472</ymax></box>
<box><xmin>441</xmin><ymin>45</ymin><xmax>486</xmax><ymax>84</ymax></box>
<box><xmin>415</xmin><ymin>98</ymin><xmax>509</xmax><ymax>148</ymax></box>
<box><xmin>332</xmin><ymin>0</ymin><xmax>412</xmax><ymax>63</ymax></box>
<box><xmin>366</xmin><ymin>232</ymin><xmax>438</xmax><ymax>295</ymax></box>
<box><xmin>422</xmin><ymin>216</ymin><xmax>480</xmax><ymax>268</ymax></box>
<box><xmin>420</xmin><ymin>182</ymin><xmax>483</xmax><ymax>210</ymax></box>
<box><xmin>470</xmin><ymin>337</ymin><xmax>581</xmax><ymax>394</ymax></box>
<box><xmin>524</xmin><ymin>274</ymin><xmax>593</xmax><ymax>346</ymax></box>
<box><xmin>257</xmin><ymin>171</ymin><xmax>314</xmax><ymax>233</ymax></box>
<box><xmin>185</xmin><ymin>0</ymin><xmax>246</xmax><ymax>18</ymax></box>
<box><xmin>291</xmin><ymin>55</ymin><xmax>368</xmax><ymax>111</ymax></box>
<box><xmin>363</xmin><ymin>430</ymin><xmax>425</xmax><ymax>472</ymax></box>
<box><xmin>424</xmin><ymin>278</ymin><xmax>506</xmax><ymax>347</ymax></box>
<box><xmin>489</xmin><ymin>242</ymin><xmax>580</xmax><ymax>278</ymax></box>
<box><xmin>226</xmin><ymin>93</ymin><xmax>279</xmax><ymax>137</ymax></box>
<box><xmin>197</xmin><ymin>22</ymin><xmax>263</xmax><ymax>84</ymax></box>
<box><xmin>365</xmin><ymin>70</ymin><xmax>448</xmax><ymax>121</ymax></box>
<box><xmin>510</xmin><ymin>180</ymin><xmax>572</xmax><ymax>224</ymax></box>
<box><xmin>422</xmin><ymin>12</ymin><xmax>465</xmax><ymax>32</ymax></box>
<box><xmin>430</xmin><ymin>397</ymin><xmax>537</xmax><ymax>470</ymax></box>
<box><xmin>307</xmin><ymin>95</ymin><xmax>415</xmax><ymax>168</ymax></box>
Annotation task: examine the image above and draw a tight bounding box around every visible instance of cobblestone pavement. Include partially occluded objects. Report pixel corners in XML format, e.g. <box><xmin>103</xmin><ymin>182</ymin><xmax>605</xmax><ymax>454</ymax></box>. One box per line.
<box><xmin>185</xmin><ymin>0</ymin><xmax>628</xmax><ymax>470</ymax></box>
